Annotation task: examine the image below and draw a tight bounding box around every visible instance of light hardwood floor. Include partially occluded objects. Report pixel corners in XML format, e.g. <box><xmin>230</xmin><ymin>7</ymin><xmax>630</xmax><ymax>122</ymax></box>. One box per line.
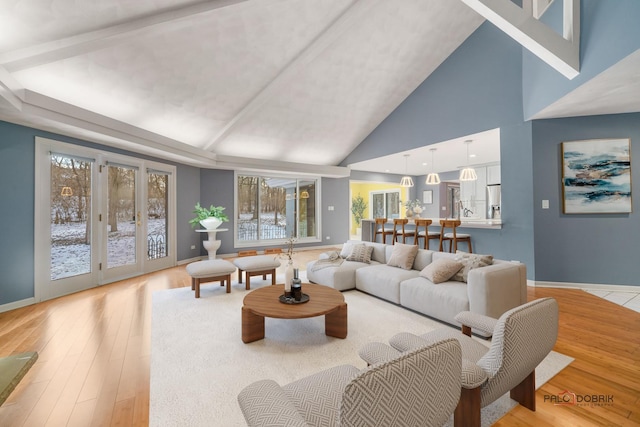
<box><xmin>1</xmin><ymin>249</ymin><xmax>639</xmax><ymax>426</ymax></box>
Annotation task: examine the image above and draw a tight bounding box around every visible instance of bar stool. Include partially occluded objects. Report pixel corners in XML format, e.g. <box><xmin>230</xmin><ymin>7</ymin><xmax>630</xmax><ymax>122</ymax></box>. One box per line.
<box><xmin>414</xmin><ymin>219</ymin><xmax>440</xmax><ymax>249</ymax></box>
<box><xmin>373</xmin><ymin>218</ymin><xmax>393</xmax><ymax>244</ymax></box>
<box><xmin>439</xmin><ymin>219</ymin><xmax>473</xmax><ymax>253</ymax></box>
<box><xmin>392</xmin><ymin>218</ymin><xmax>415</xmax><ymax>244</ymax></box>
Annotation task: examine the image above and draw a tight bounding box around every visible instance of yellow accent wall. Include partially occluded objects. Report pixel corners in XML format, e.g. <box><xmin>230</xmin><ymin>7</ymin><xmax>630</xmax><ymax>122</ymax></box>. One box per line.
<box><xmin>349</xmin><ymin>182</ymin><xmax>410</xmax><ymax>235</ymax></box>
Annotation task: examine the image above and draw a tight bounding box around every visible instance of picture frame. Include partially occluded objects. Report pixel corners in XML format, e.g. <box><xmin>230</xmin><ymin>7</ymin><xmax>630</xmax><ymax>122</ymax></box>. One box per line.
<box><xmin>561</xmin><ymin>138</ymin><xmax>632</xmax><ymax>214</ymax></box>
<box><xmin>422</xmin><ymin>190</ymin><xmax>433</xmax><ymax>205</ymax></box>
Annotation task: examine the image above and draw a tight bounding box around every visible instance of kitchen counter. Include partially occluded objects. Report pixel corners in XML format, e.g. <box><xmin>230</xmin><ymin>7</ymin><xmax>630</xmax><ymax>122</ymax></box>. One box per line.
<box><xmin>361</xmin><ymin>218</ymin><xmax>502</xmax><ymax>242</ymax></box>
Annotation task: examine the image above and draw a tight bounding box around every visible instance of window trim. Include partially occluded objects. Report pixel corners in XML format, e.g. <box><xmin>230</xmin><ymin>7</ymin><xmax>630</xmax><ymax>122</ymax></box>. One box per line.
<box><xmin>234</xmin><ymin>172</ymin><xmax>322</xmax><ymax>248</ymax></box>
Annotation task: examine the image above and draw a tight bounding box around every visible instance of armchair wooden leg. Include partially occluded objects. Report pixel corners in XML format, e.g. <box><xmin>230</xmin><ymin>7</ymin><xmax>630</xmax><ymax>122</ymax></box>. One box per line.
<box><xmin>455</xmin><ymin>386</ymin><xmax>481</xmax><ymax>427</ymax></box>
<box><xmin>511</xmin><ymin>370</ymin><xmax>536</xmax><ymax>411</ymax></box>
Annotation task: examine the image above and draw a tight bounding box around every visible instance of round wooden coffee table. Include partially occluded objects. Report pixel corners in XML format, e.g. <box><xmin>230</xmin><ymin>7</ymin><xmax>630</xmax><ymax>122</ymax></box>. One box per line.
<box><xmin>241</xmin><ymin>283</ymin><xmax>347</xmax><ymax>343</ymax></box>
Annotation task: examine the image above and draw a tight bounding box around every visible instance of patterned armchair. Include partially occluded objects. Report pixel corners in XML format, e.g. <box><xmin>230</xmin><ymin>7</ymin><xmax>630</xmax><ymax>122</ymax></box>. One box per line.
<box><xmin>360</xmin><ymin>297</ymin><xmax>559</xmax><ymax>427</ymax></box>
<box><xmin>237</xmin><ymin>339</ymin><xmax>462</xmax><ymax>427</ymax></box>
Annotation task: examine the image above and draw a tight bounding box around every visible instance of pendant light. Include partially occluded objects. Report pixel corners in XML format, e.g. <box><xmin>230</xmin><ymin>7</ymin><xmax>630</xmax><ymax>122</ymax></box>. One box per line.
<box><xmin>400</xmin><ymin>154</ymin><xmax>414</xmax><ymax>187</ymax></box>
<box><xmin>425</xmin><ymin>148</ymin><xmax>441</xmax><ymax>185</ymax></box>
<box><xmin>459</xmin><ymin>140</ymin><xmax>478</xmax><ymax>181</ymax></box>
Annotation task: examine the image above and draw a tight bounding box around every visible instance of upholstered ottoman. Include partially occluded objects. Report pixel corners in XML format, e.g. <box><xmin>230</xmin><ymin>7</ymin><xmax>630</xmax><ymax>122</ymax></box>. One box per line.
<box><xmin>233</xmin><ymin>255</ymin><xmax>281</xmax><ymax>290</ymax></box>
<box><xmin>186</xmin><ymin>260</ymin><xmax>236</xmax><ymax>298</ymax></box>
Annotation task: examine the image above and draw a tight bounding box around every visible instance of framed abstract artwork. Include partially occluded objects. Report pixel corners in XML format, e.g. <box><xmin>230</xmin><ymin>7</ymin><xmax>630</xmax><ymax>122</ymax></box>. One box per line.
<box><xmin>561</xmin><ymin>138</ymin><xmax>632</xmax><ymax>214</ymax></box>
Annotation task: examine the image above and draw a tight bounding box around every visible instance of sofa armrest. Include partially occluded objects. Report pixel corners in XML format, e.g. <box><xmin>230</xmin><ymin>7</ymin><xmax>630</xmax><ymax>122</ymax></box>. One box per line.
<box><xmin>454</xmin><ymin>311</ymin><xmax>498</xmax><ymax>336</ymax></box>
<box><xmin>466</xmin><ymin>262</ymin><xmax>527</xmax><ymax>320</ymax></box>
<box><xmin>359</xmin><ymin>342</ymin><xmax>401</xmax><ymax>365</ymax></box>
<box><xmin>238</xmin><ymin>379</ymin><xmax>311</xmax><ymax>427</ymax></box>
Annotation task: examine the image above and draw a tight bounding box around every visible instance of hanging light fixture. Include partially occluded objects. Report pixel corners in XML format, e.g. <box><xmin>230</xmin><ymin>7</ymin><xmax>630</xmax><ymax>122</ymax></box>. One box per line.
<box><xmin>61</xmin><ymin>186</ymin><xmax>73</xmax><ymax>196</ymax></box>
<box><xmin>425</xmin><ymin>148</ymin><xmax>441</xmax><ymax>185</ymax></box>
<box><xmin>300</xmin><ymin>189</ymin><xmax>310</xmax><ymax>199</ymax></box>
<box><xmin>400</xmin><ymin>154</ymin><xmax>414</xmax><ymax>187</ymax></box>
<box><xmin>459</xmin><ymin>140</ymin><xmax>478</xmax><ymax>181</ymax></box>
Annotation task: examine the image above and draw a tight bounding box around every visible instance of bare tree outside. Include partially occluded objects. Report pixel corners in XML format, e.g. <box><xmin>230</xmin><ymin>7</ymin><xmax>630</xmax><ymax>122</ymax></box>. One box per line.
<box><xmin>50</xmin><ymin>155</ymin><xmax>92</xmax><ymax>280</ymax></box>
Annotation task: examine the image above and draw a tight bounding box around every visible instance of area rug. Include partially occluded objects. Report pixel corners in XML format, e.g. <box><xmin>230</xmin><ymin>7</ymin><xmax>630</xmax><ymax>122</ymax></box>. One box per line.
<box><xmin>0</xmin><ymin>351</ymin><xmax>38</xmax><ymax>406</ymax></box>
<box><xmin>150</xmin><ymin>276</ymin><xmax>573</xmax><ymax>426</ymax></box>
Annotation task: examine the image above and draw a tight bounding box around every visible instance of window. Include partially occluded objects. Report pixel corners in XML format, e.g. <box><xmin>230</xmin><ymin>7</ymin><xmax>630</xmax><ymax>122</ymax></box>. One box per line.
<box><xmin>235</xmin><ymin>174</ymin><xmax>320</xmax><ymax>246</ymax></box>
<box><xmin>371</xmin><ymin>190</ymin><xmax>401</xmax><ymax>219</ymax></box>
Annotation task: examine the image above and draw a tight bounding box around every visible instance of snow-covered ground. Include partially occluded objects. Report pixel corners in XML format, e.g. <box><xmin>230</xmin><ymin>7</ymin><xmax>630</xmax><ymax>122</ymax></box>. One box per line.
<box><xmin>51</xmin><ymin>213</ymin><xmax>291</xmax><ymax>280</ymax></box>
<box><xmin>51</xmin><ymin>218</ymin><xmax>166</xmax><ymax>280</ymax></box>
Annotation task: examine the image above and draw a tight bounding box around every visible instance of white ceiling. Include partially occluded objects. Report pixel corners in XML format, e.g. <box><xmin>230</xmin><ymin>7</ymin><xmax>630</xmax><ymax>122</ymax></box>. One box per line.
<box><xmin>0</xmin><ymin>0</ymin><xmax>484</xmax><ymax>174</ymax></box>
<box><xmin>0</xmin><ymin>1</ymin><xmax>638</xmax><ymax>177</ymax></box>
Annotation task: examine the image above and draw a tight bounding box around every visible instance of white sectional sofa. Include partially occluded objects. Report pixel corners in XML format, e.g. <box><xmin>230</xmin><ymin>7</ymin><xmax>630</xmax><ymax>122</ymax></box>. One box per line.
<box><xmin>307</xmin><ymin>240</ymin><xmax>527</xmax><ymax>336</ymax></box>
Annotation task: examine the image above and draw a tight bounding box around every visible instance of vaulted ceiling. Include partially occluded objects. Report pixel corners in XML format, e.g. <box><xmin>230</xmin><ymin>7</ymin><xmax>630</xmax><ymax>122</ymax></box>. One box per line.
<box><xmin>1</xmin><ymin>1</ymin><xmax>638</xmax><ymax>178</ymax></box>
<box><xmin>0</xmin><ymin>0</ymin><xmax>484</xmax><ymax>175</ymax></box>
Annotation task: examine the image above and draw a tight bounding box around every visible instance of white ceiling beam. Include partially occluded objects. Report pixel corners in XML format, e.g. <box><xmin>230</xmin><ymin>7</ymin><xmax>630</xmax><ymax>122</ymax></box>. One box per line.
<box><xmin>203</xmin><ymin>0</ymin><xmax>381</xmax><ymax>151</ymax></box>
<box><xmin>21</xmin><ymin>90</ymin><xmax>218</xmax><ymax>165</ymax></box>
<box><xmin>0</xmin><ymin>0</ymin><xmax>249</xmax><ymax>72</ymax></box>
<box><xmin>460</xmin><ymin>0</ymin><xmax>580</xmax><ymax>79</ymax></box>
<box><xmin>0</xmin><ymin>66</ymin><xmax>24</xmax><ymax>110</ymax></box>
<box><xmin>215</xmin><ymin>155</ymin><xmax>351</xmax><ymax>178</ymax></box>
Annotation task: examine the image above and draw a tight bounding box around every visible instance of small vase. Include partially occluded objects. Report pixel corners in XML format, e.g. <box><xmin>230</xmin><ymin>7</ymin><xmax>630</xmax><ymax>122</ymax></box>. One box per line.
<box><xmin>284</xmin><ymin>261</ymin><xmax>294</xmax><ymax>295</ymax></box>
<box><xmin>200</xmin><ymin>217</ymin><xmax>222</xmax><ymax>230</ymax></box>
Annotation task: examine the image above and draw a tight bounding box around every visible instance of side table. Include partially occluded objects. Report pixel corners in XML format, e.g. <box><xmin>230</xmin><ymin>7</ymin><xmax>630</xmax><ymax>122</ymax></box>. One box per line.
<box><xmin>196</xmin><ymin>228</ymin><xmax>228</xmax><ymax>259</ymax></box>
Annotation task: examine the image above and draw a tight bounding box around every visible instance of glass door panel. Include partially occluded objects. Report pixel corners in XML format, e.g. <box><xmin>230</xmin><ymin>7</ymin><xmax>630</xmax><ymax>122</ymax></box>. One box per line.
<box><xmin>107</xmin><ymin>164</ymin><xmax>137</xmax><ymax>269</ymax></box>
<box><xmin>372</xmin><ymin>193</ymin><xmax>384</xmax><ymax>218</ymax></box>
<box><xmin>386</xmin><ymin>192</ymin><xmax>400</xmax><ymax>219</ymax></box>
<box><xmin>147</xmin><ymin>171</ymin><xmax>168</xmax><ymax>260</ymax></box>
<box><xmin>50</xmin><ymin>154</ymin><xmax>93</xmax><ymax>281</ymax></box>
<box><xmin>298</xmin><ymin>180</ymin><xmax>316</xmax><ymax>238</ymax></box>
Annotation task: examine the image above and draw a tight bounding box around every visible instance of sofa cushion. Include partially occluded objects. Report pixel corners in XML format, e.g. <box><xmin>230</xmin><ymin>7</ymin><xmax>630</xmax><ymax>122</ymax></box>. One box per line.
<box><xmin>419</xmin><ymin>258</ymin><xmax>463</xmax><ymax>284</ymax></box>
<box><xmin>340</xmin><ymin>241</ymin><xmax>357</xmax><ymax>258</ymax></box>
<box><xmin>356</xmin><ymin>264</ymin><xmax>419</xmax><ymax>304</ymax></box>
<box><xmin>346</xmin><ymin>244</ymin><xmax>374</xmax><ymax>263</ymax></box>
<box><xmin>306</xmin><ymin>259</ymin><xmax>380</xmax><ymax>291</ymax></box>
<box><xmin>452</xmin><ymin>251</ymin><xmax>493</xmax><ymax>283</ymax></box>
<box><xmin>400</xmin><ymin>277</ymin><xmax>470</xmax><ymax>326</ymax></box>
<box><xmin>386</xmin><ymin>243</ymin><xmax>419</xmax><ymax>270</ymax></box>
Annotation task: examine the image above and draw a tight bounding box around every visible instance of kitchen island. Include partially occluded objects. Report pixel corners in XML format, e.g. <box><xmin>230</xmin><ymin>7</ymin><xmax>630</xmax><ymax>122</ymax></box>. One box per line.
<box><xmin>361</xmin><ymin>218</ymin><xmax>501</xmax><ymax>243</ymax></box>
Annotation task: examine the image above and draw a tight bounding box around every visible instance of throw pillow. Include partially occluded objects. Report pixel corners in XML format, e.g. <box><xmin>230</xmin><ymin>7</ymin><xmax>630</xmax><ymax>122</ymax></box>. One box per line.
<box><xmin>340</xmin><ymin>242</ymin><xmax>356</xmax><ymax>258</ymax></box>
<box><xmin>346</xmin><ymin>244</ymin><xmax>374</xmax><ymax>263</ymax></box>
<box><xmin>452</xmin><ymin>251</ymin><xmax>493</xmax><ymax>283</ymax></box>
<box><xmin>386</xmin><ymin>243</ymin><xmax>419</xmax><ymax>270</ymax></box>
<box><xmin>420</xmin><ymin>258</ymin><xmax>464</xmax><ymax>284</ymax></box>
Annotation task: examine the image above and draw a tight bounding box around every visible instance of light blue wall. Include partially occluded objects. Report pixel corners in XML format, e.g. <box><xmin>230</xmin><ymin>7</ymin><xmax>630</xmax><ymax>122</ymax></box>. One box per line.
<box><xmin>523</xmin><ymin>0</ymin><xmax>640</xmax><ymax>119</ymax></box>
<box><xmin>0</xmin><ymin>122</ymin><xmax>36</xmax><ymax>305</ymax></box>
<box><xmin>341</xmin><ymin>22</ymin><xmax>537</xmax><ymax>273</ymax></box>
<box><xmin>532</xmin><ymin>113</ymin><xmax>639</xmax><ymax>286</ymax></box>
<box><xmin>0</xmin><ymin>120</ymin><xmax>201</xmax><ymax>305</ymax></box>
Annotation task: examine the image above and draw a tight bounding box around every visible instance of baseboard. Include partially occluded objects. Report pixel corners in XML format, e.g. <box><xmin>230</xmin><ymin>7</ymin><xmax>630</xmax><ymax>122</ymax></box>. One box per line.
<box><xmin>0</xmin><ymin>297</ymin><xmax>36</xmax><ymax>314</ymax></box>
<box><xmin>533</xmin><ymin>280</ymin><xmax>640</xmax><ymax>292</ymax></box>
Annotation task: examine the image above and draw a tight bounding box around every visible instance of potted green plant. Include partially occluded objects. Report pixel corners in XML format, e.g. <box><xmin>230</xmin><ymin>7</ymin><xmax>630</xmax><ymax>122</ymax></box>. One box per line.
<box><xmin>351</xmin><ymin>193</ymin><xmax>368</xmax><ymax>235</ymax></box>
<box><xmin>189</xmin><ymin>202</ymin><xmax>229</xmax><ymax>229</ymax></box>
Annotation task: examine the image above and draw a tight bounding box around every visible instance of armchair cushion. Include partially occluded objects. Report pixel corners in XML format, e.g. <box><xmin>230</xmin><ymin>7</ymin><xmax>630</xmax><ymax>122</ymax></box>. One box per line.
<box><xmin>358</xmin><ymin>342</ymin><xmax>402</xmax><ymax>366</ymax></box>
<box><xmin>283</xmin><ymin>365</ymin><xmax>359</xmax><ymax>427</ymax></box>
<box><xmin>238</xmin><ymin>379</ymin><xmax>311</xmax><ymax>427</ymax></box>
<box><xmin>343</xmin><ymin>339</ymin><xmax>462</xmax><ymax>427</ymax></box>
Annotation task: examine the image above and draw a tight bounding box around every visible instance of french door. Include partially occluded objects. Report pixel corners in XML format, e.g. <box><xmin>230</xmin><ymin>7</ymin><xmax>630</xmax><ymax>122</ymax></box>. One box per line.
<box><xmin>35</xmin><ymin>138</ymin><xmax>176</xmax><ymax>301</ymax></box>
